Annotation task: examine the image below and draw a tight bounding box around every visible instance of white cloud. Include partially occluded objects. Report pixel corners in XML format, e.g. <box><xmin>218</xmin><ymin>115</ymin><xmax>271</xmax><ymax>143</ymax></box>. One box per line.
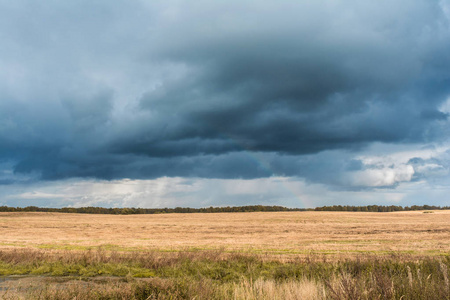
<box><xmin>16</xmin><ymin>191</ymin><xmax>66</xmax><ymax>199</ymax></box>
<box><xmin>415</xmin><ymin>163</ymin><xmax>448</xmax><ymax>177</ymax></box>
<box><xmin>339</xmin><ymin>142</ymin><xmax>450</xmax><ymax>188</ymax></box>
<box><xmin>439</xmin><ymin>97</ymin><xmax>450</xmax><ymax>114</ymax></box>
<box><xmin>1</xmin><ymin>172</ymin><xmax>449</xmax><ymax>208</ymax></box>
<box><xmin>347</xmin><ymin>165</ymin><xmax>414</xmax><ymax>187</ymax></box>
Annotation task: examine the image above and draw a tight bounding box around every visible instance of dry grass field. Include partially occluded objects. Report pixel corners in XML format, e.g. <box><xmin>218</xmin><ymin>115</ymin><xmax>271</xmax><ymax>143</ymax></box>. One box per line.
<box><xmin>0</xmin><ymin>211</ymin><xmax>449</xmax><ymax>299</ymax></box>
<box><xmin>0</xmin><ymin>210</ymin><xmax>448</xmax><ymax>256</ymax></box>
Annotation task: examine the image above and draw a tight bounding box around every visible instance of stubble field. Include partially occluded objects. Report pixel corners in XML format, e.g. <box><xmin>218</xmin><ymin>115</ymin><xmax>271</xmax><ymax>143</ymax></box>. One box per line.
<box><xmin>0</xmin><ymin>210</ymin><xmax>449</xmax><ymax>255</ymax></box>
<box><xmin>0</xmin><ymin>210</ymin><xmax>449</xmax><ymax>299</ymax></box>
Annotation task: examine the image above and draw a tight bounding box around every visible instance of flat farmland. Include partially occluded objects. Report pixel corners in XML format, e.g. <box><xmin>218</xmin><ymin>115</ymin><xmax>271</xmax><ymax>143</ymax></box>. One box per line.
<box><xmin>0</xmin><ymin>210</ymin><xmax>448</xmax><ymax>256</ymax></box>
<box><xmin>1</xmin><ymin>211</ymin><xmax>449</xmax><ymax>299</ymax></box>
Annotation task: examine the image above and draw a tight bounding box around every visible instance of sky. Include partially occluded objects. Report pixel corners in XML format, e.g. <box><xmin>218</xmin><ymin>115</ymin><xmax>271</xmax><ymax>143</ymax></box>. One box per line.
<box><xmin>1</xmin><ymin>0</ymin><xmax>450</xmax><ymax>208</ymax></box>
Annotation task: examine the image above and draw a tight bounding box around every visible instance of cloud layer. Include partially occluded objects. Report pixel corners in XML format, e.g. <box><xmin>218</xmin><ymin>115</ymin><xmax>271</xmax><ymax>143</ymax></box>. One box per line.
<box><xmin>1</xmin><ymin>0</ymin><xmax>450</xmax><ymax>195</ymax></box>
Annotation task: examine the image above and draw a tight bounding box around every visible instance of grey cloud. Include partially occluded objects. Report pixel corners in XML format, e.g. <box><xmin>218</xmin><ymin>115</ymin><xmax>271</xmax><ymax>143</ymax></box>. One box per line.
<box><xmin>130</xmin><ymin>1</ymin><xmax>450</xmax><ymax>157</ymax></box>
<box><xmin>1</xmin><ymin>1</ymin><xmax>450</xmax><ymax>186</ymax></box>
<box><xmin>408</xmin><ymin>155</ymin><xmax>450</xmax><ymax>181</ymax></box>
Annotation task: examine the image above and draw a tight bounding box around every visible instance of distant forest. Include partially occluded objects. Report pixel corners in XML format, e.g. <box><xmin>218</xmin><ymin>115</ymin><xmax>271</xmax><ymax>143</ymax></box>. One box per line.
<box><xmin>0</xmin><ymin>204</ymin><xmax>448</xmax><ymax>214</ymax></box>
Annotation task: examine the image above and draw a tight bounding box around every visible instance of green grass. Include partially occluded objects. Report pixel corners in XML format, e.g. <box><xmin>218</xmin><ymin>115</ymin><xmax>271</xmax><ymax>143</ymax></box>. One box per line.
<box><xmin>0</xmin><ymin>249</ymin><xmax>449</xmax><ymax>299</ymax></box>
<box><xmin>35</xmin><ymin>243</ymin><xmax>145</xmax><ymax>252</ymax></box>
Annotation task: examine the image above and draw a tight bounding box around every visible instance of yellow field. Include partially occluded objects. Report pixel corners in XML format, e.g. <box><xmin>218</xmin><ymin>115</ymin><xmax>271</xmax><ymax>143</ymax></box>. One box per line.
<box><xmin>1</xmin><ymin>210</ymin><xmax>449</xmax><ymax>256</ymax></box>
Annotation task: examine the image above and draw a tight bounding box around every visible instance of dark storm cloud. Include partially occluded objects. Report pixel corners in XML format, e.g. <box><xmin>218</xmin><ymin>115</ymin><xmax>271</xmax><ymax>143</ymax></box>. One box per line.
<box><xmin>131</xmin><ymin>0</ymin><xmax>450</xmax><ymax>156</ymax></box>
<box><xmin>1</xmin><ymin>0</ymin><xmax>450</xmax><ymax>183</ymax></box>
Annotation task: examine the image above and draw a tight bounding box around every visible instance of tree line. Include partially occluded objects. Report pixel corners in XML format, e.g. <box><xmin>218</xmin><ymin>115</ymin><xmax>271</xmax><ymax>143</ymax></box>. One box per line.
<box><xmin>314</xmin><ymin>204</ymin><xmax>449</xmax><ymax>212</ymax></box>
<box><xmin>0</xmin><ymin>205</ymin><xmax>307</xmax><ymax>214</ymax></box>
<box><xmin>0</xmin><ymin>204</ymin><xmax>447</xmax><ymax>214</ymax></box>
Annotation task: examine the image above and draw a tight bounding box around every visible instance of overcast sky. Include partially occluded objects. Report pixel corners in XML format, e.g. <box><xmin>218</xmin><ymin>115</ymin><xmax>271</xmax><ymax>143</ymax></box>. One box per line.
<box><xmin>1</xmin><ymin>0</ymin><xmax>450</xmax><ymax>208</ymax></box>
